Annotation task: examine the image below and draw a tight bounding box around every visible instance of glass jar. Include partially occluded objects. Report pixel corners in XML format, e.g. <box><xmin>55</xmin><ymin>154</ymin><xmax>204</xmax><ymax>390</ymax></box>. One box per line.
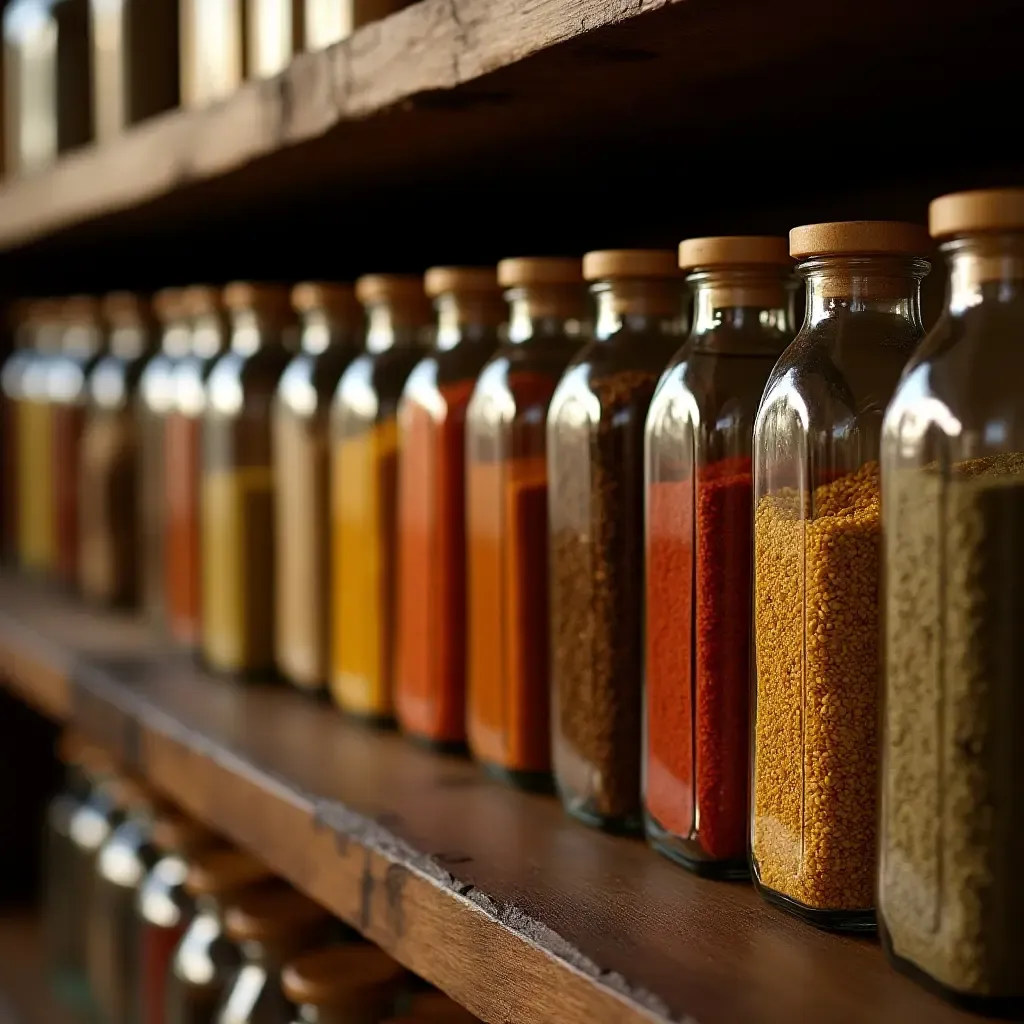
<box><xmin>180</xmin><ymin>0</ymin><xmax>245</xmax><ymax>108</ymax></box>
<box><xmin>465</xmin><ymin>257</ymin><xmax>586</xmax><ymax>788</ymax></box>
<box><xmin>19</xmin><ymin>300</ymin><xmax>63</xmax><ymax>575</ymax></box>
<box><xmin>247</xmin><ymin>0</ymin><xmax>302</xmax><ymax>78</ymax></box>
<box><xmin>168</xmin><ymin>848</ymin><xmax>273</xmax><ymax>1024</ymax></box>
<box><xmin>283</xmin><ymin>945</ymin><xmax>406</xmax><ymax>1024</ymax></box>
<box><xmin>218</xmin><ymin>886</ymin><xmax>336</xmax><ymax>1024</ymax></box>
<box><xmin>643</xmin><ymin>237</ymin><xmax>795</xmax><ymax>878</ymax></box>
<box><xmin>89</xmin><ymin>0</ymin><xmax>178</xmax><ymax>142</ymax></box>
<box><xmin>201</xmin><ymin>282</ymin><xmax>294</xmax><ymax>679</ymax></box>
<box><xmin>166</xmin><ymin>286</ymin><xmax>228</xmax><ymax>649</ymax></box>
<box><xmin>274</xmin><ymin>283</ymin><xmax>362</xmax><ymax>694</ymax></box>
<box><xmin>879</xmin><ymin>189</ymin><xmax>1024</xmax><ymax>1013</ymax></box>
<box><xmin>137</xmin><ymin>814</ymin><xmax>218</xmax><ymax>1024</ymax></box>
<box><xmin>79</xmin><ymin>291</ymin><xmax>156</xmax><ymax>607</ymax></box>
<box><xmin>751</xmin><ymin>221</ymin><xmax>930</xmax><ymax>930</ymax></box>
<box><xmin>548</xmin><ymin>250</ymin><xmax>685</xmax><ymax>833</ymax></box>
<box><xmin>395</xmin><ymin>267</ymin><xmax>503</xmax><ymax>749</ymax></box>
<box><xmin>331</xmin><ymin>275</ymin><xmax>432</xmax><ymax>723</ymax></box>
<box><xmin>3</xmin><ymin>0</ymin><xmax>92</xmax><ymax>175</ymax></box>
<box><xmin>303</xmin><ymin>0</ymin><xmax>410</xmax><ymax>49</ymax></box>
<box><xmin>50</xmin><ymin>295</ymin><xmax>104</xmax><ymax>589</ymax></box>
<box><xmin>139</xmin><ymin>289</ymin><xmax>192</xmax><ymax>628</ymax></box>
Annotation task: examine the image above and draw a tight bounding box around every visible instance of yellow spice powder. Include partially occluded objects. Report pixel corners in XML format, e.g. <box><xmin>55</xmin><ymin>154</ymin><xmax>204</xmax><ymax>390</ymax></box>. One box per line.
<box><xmin>753</xmin><ymin>461</ymin><xmax>880</xmax><ymax>911</ymax></box>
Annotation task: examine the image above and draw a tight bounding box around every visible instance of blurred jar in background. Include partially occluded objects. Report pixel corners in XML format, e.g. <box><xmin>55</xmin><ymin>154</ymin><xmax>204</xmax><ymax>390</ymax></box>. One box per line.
<box><xmin>247</xmin><ymin>0</ymin><xmax>303</xmax><ymax>78</ymax></box>
<box><xmin>303</xmin><ymin>0</ymin><xmax>413</xmax><ymax>50</ymax></box>
<box><xmin>180</xmin><ymin>0</ymin><xmax>245</xmax><ymax>108</ymax></box>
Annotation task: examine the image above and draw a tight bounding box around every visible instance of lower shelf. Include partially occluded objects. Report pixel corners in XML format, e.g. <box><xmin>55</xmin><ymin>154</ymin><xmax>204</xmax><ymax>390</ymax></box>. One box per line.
<box><xmin>0</xmin><ymin>575</ymin><xmax>984</xmax><ymax>1024</ymax></box>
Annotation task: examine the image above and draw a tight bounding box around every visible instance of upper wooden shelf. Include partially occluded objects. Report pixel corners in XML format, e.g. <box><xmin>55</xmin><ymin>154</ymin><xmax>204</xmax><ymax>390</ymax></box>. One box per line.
<box><xmin>0</xmin><ymin>574</ymin><xmax>989</xmax><ymax>1024</ymax></box>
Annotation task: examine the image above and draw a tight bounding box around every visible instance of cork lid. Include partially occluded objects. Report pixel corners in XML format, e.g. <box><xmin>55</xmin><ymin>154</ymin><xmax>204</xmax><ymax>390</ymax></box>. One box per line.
<box><xmin>679</xmin><ymin>236</ymin><xmax>791</xmax><ymax>270</ymax></box>
<box><xmin>223</xmin><ymin>884</ymin><xmax>331</xmax><ymax>943</ymax></box>
<box><xmin>57</xmin><ymin>730</ymin><xmax>89</xmax><ymax>765</ymax></box>
<box><xmin>102</xmin><ymin>291</ymin><xmax>151</xmax><ymax>325</ymax></box>
<box><xmin>407</xmin><ymin>990</ymin><xmax>478</xmax><ymax>1022</ymax></box>
<box><xmin>582</xmin><ymin>250</ymin><xmax>682</xmax><ymax>281</ymax></box>
<box><xmin>929</xmin><ymin>188</ymin><xmax>1024</xmax><ymax>239</ymax></box>
<box><xmin>185</xmin><ymin>847</ymin><xmax>273</xmax><ymax>897</ymax></box>
<box><xmin>222</xmin><ymin>282</ymin><xmax>292</xmax><ymax>317</ymax></box>
<box><xmin>62</xmin><ymin>295</ymin><xmax>102</xmax><ymax>325</ymax></box>
<box><xmin>355</xmin><ymin>274</ymin><xmax>429</xmax><ymax>309</ymax></box>
<box><xmin>292</xmin><ymin>282</ymin><xmax>360</xmax><ymax>322</ymax></box>
<box><xmin>181</xmin><ymin>285</ymin><xmax>223</xmax><ymax>317</ymax></box>
<box><xmin>281</xmin><ymin>945</ymin><xmax>406</xmax><ymax>1010</ymax></box>
<box><xmin>424</xmin><ymin>267</ymin><xmax>500</xmax><ymax>298</ymax></box>
<box><xmin>497</xmin><ymin>257</ymin><xmax>583</xmax><ymax>287</ymax></box>
<box><xmin>153</xmin><ymin>288</ymin><xmax>186</xmax><ymax>323</ymax></box>
<box><xmin>151</xmin><ymin>810</ymin><xmax>217</xmax><ymax>854</ymax></box>
<box><xmin>789</xmin><ymin>222</ymin><xmax>930</xmax><ymax>259</ymax></box>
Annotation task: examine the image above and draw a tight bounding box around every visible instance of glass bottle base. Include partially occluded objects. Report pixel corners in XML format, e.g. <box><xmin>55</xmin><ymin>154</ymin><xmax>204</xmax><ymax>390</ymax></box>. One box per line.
<box><xmin>480</xmin><ymin>761</ymin><xmax>553</xmax><ymax>794</ymax></box>
<box><xmin>753</xmin><ymin>872</ymin><xmax>876</xmax><ymax>933</ymax></box>
<box><xmin>195</xmin><ymin>653</ymin><xmax>280</xmax><ymax>685</ymax></box>
<box><xmin>645</xmin><ymin>813</ymin><xmax>749</xmax><ymax>881</ymax></box>
<box><xmin>402</xmin><ymin>730</ymin><xmax>467</xmax><ymax>756</ymax></box>
<box><xmin>559</xmin><ymin>792</ymin><xmax>642</xmax><ymax>836</ymax></box>
<box><xmin>880</xmin><ymin>922</ymin><xmax>1024</xmax><ymax>1019</ymax></box>
<box><xmin>342</xmin><ymin>707</ymin><xmax>397</xmax><ymax>731</ymax></box>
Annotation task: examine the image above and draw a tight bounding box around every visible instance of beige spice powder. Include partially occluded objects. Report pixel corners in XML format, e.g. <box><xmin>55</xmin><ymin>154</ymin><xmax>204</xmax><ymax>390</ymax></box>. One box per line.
<box><xmin>753</xmin><ymin>461</ymin><xmax>880</xmax><ymax>911</ymax></box>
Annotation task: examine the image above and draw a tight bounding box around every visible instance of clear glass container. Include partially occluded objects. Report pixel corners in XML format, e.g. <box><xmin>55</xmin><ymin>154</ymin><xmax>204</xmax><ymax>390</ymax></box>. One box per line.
<box><xmin>751</xmin><ymin>221</ymin><xmax>930</xmax><ymax>931</ymax></box>
<box><xmin>166</xmin><ymin>286</ymin><xmax>228</xmax><ymax>649</ymax></box>
<box><xmin>273</xmin><ymin>283</ymin><xmax>362</xmax><ymax>694</ymax></box>
<box><xmin>201</xmin><ymin>282</ymin><xmax>294</xmax><ymax>679</ymax></box>
<box><xmin>282</xmin><ymin>945</ymin><xmax>406</xmax><ymax>1024</ymax></box>
<box><xmin>303</xmin><ymin>0</ymin><xmax>410</xmax><ymax>49</ymax></box>
<box><xmin>247</xmin><ymin>0</ymin><xmax>302</xmax><ymax>78</ymax></box>
<box><xmin>139</xmin><ymin>289</ymin><xmax>193</xmax><ymax>628</ymax></box>
<box><xmin>50</xmin><ymin>295</ymin><xmax>104</xmax><ymax>589</ymax></box>
<box><xmin>330</xmin><ymin>275</ymin><xmax>432</xmax><ymax>723</ymax></box>
<box><xmin>180</xmin><ymin>0</ymin><xmax>245</xmax><ymax>108</ymax></box>
<box><xmin>644</xmin><ymin>237</ymin><xmax>795</xmax><ymax>878</ymax></box>
<box><xmin>168</xmin><ymin>849</ymin><xmax>273</xmax><ymax>1024</ymax></box>
<box><xmin>548</xmin><ymin>250</ymin><xmax>685</xmax><ymax>833</ymax></box>
<box><xmin>79</xmin><ymin>292</ymin><xmax>156</xmax><ymax>607</ymax></box>
<box><xmin>395</xmin><ymin>267</ymin><xmax>503</xmax><ymax>749</ymax></box>
<box><xmin>465</xmin><ymin>257</ymin><xmax>586</xmax><ymax>788</ymax></box>
<box><xmin>879</xmin><ymin>189</ymin><xmax>1024</xmax><ymax>1013</ymax></box>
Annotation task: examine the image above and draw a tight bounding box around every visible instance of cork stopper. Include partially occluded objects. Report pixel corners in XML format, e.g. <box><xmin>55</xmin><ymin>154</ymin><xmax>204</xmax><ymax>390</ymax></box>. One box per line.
<box><xmin>185</xmin><ymin>847</ymin><xmax>273</xmax><ymax>897</ymax></box>
<box><xmin>292</xmin><ymin>282</ymin><xmax>360</xmax><ymax>325</ymax></box>
<box><xmin>498</xmin><ymin>257</ymin><xmax>583</xmax><ymax>287</ymax></box>
<box><xmin>57</xmin><ymin>730</ymin><xmax>90</xmax><ymax>766</ymax></box>
<box><xmin>63</xmin><ymin>295</ymin><xmax>102</xmax><ymax>325</ymax></box>
<box><xmin>181</xmin><ymin>285</ymin><xmax>223</xmax><ymax>318</ymax></box>
<box><xmin>424</xmin><ymin>266</ymin><xmax>500</xmax><ymax>298</ymax></box>
<box><xmin>789</xmin><ymin>222</ymin><xmax>930</xmax><ymax>259</ymax></box>
<box><xmin>929</xmin><ymin>188</ymin><xmax>1024</xmax><ymax>239</ymax></box>
<box><xmin>407</xmin><ymin>990</ymin><xmax>478</xmax><ymax>1022</ymax></box>
<box><xmin>102</xmin><ymin>291</ymin><xmax>151</xmax><ymax>327</ymax></box>
<box><xmin>151</xmin><ymin>810</ymin><xmax>217</xmax><ymax>855</ymax></box>
<box><xmin>679</xmin><ymin>236</ymin><xmax>790</xmax><ymax>270</ymax></box>
<box><xmin>582</xmin><ymin>250</ymin><xmax>682</xmax><ymax>281</ymax></box>
<box><xmin>355</xmin><ymin>273</ymin><xmax>431</xmax><ymax>313</ymax></box>
<box><xmin>223</xmin><ymin>884</ymin><xmax>330</xmax><ymax>943</ymax></box>
<box><xmin>153</xmin><ymin>288</ymin><xmax>186</xmax><ymax>324</ymax></box>
<box><xmin>222</xmin><ymin>282</ymin><xmax>293</xmax><ymax>320</ymax></box>
<box><xmin>281</xmin><ymin>945</ymin><xmax>406</xmax><ymax>1012</ymax></box>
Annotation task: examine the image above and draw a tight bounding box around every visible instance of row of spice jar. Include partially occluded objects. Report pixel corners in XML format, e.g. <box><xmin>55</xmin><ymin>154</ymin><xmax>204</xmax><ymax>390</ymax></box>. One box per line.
<box><xmin>7</xmin><ymin>184</ymin><xmax>1024</xmax><ymax>1015</ymax></box>
<box><xmin>3</xmin><ymin>0</ymin><xmax>412</xmax><ymax>177</ymax></box>
<box><xmin>48</xmin><ymin>732</ymin><xmax>478</xmax><ymax>1024</ymax></box>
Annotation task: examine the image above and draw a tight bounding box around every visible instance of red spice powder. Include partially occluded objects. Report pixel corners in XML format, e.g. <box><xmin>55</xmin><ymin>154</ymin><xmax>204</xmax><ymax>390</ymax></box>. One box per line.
<box><xmin>646</xmin><ymin>455</ymin><xmax>752</xmax><ymax>862</ymax></box>
<box><xmin>140</xmin><ymin>921</ymin><xmax>186</xmax><ymax>1024</ymax></box>
<box><xmin>165</xmin><ymin>413</ymin><xmax>202</xmax><ymax>646</ymax></box>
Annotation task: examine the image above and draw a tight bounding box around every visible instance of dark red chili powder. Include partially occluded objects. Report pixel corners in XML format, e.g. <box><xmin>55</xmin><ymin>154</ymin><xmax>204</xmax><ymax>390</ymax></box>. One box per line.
<box><xmin>646</xmin><ymin>455</ymin><xmax>752</xmax><ymax>862</ymax></box>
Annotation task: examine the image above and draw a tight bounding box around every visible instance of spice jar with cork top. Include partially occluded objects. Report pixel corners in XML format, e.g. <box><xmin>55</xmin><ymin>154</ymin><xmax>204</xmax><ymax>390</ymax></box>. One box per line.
<box><xmin>79</xmin><ymin>292</ymin><xmax>157</xmax><ymax>607</ymax></box>
<box><xmin>331</xmin><ymin>275</ymin><xmax>432</xmax><ymax>723</ymax></box>
<box><xmin>139</xmin><ymin>288</ymin><xmax>193</xmax><ymax>629</ymax></box>
<box><xmin>751</xmin><ymin>221</ymin><xmax>930</xmax><ymax>930</ymax></box>
<box><xmin>274</xmin><ymin>283</ymin><xmax>362</xmax><ymax>695</ymax></box>
<box><xmin>644</xmin><ymin>237</ymin><xmax>796</xmax><ymax>877</ymax></box>
<box><xmin>879</xmin><ymin>188</ymin><xmax>1024</xmax><ymax>1014</ymax></box>
<box><xmin>395</xmin><ymin>267</ymin><xmax>504</xmax><ymax>748</ymax></box>
<box><xmin>465</xmin><ymin>257</ymin><xmax>587</xmax><ymax>788</ymax></box>
<box><xmin>168</xmin><ymin>848</ymin><xmax>273</xmax><ymax>1024</ymax></box>
<box><xmin>201</xmin><ymin>282</ymin><xmax>294</xmax><ymax>679</ymax></box>
<box><xmin>282</xmin><ymin>945</ymin><xmax>408</xmax><ymax>1024</ymax></box>
<box><xmin>50</xmin><ymin>295</ymin><xmax>105</xmax><ymax>589</ymax></box>
<box><xmin>548</xmin><ymin>249</ymin><xmax>686</xmax><ymax>832</ymax></box>
<box><xmin>166</xmin><ymin>286</ymin><xmax>229</xmax><ymax>649</ymax></box>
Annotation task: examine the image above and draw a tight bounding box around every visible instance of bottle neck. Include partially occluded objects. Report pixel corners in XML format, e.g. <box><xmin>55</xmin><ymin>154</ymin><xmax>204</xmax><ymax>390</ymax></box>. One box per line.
<box><xmin>230</xmin><ymin>309</ymin><xmax>284</xmax><ymax>355</ymax></box>
<box><xmin>161</xmin><ymin>321</ymin><xmax>192</xmax><ymax>358</ymax></box>
<box><xmin>507</xmin><ymin>287</ymin><xmax>586</xmax><ymax>345</ymax></box>
<box><xmin>690</xmin><ymin>269</ymin><xmax>792</xmax><ymax>338</ymax></box>
<box><xmin>109</xmin><ymin>322</ymin><xmax>152</xmax><ymax>360</ymax></box>
<box><xmin>800</xmin><ymin>255</ymin><xmax>928</xmax><ymax>331</ymax></box>
<box><xmin>434</xmin><ymin>292</ymin><xmax>504</xmax><ymax>350</ymax></box>
<box><xmin>300</xmin><ymin>309</ymin><xmax>359</xmax><ymax>355</ymax></box>
<box><xmin>191</xmin><ymin>313</ymin><xmax>226</xmax><ymax>360</ymax></box>
<box><xmin>365</xmin><ymin>303</ymin><xmax>426</xmax><ymax>354</ymax></box>
<box><xmin>592</xmin><ymin>279</ymin><xmax>683</xmax><ymax>341</ymax></box>
<box><xmin>62</xmin><ymin>322</ymin><xmax>103</xmax><ymax>359</ymax></box>
<box><xmin>944</xmin><ymin>234</ymin><xmax>1024</xmax><ymax>314</ymax></box>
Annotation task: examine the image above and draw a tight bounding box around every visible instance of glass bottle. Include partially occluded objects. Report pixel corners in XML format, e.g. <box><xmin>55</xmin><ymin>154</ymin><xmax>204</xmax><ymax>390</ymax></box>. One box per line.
<box><xmin>274</xmin><ymin>283</ymin><xmax>362</xmax><ymax>695</ymax></box>
<box><xmin>137</xmin><ymin>814</ymin><xmax>218</xmax><ymax>1024</ymax></box>
<box><xmin>168</xmin><ymin>848</ymin><xmax>273</xmax><ymax>1024</ymax></box>
<box><xmin>282</xmin><ymin>945</ymin><xmax>407</xmax><ymax>1024</ymax></box>
<box><xmin>50</xmin><ymin>295</ymin><xmax>104</xmax><ymax>589</ymax></box>
<box><xmin>79</xmin><ymin>292</ymin><xmax>157</xmax><ymax>607</ymax></box>
<box><xmin>331</xmin><ymin>275</ymin><xmax>432</xmax><ymax>723</ymax></box>
<box><xmin>879</xmin><ymin>188</ymin><xmax>1024</xmax><ymax>1013</ymax></box>
<box><xmin>644</xmin><ymin>237</ymin><xmax>795</xmax><ymax>878</ymax></box>
<box><xmin>179</xmin><ymin>0</ymin><xmax>245</xmax><ymax>108</ymax></box>
<box><xmin>751</xmin><ymin>220</ymin><xmax>930</xmax><ymax>930</ymax></box>
<box><xmin>201</xmin><ymin>282</ymin><xmax>294</xmax><ymax>679</ymax></box>
<box><xmin>218</xmin><ymin>886</ymin><xmax>336</xmax><ymax>1024</ymax></box>
<box><xmin>303</xmin><ymin>0</ymin><xmax>411</xmax><ymax>48</ymax></box>
<box><xmin>246</xmin><ymin>0</ymin><xmax>303</xmax><ymax>78</ymax></box>
<box><xmin>139</xmin><ymin>288</ymin><xmax>192</xmax><ymax>628</ymax></box>
<box><xmin>394</xmin><ymin>267</ymin><xmax>503</xmax><ymax>748</ymax></box>
<box><xmin>465</xmin><ymin>257</ymin><xmax>587</xmax><ymax>789</ymax></box>
<box><xmin>166</xmin><ymin>286</ymin><xmax>228</xmax><ymax>649</ymax></box>
<box><xmin>548</xmin><ymin>250</ymin><xmax>685</xmax><ymax>833</ymax></box>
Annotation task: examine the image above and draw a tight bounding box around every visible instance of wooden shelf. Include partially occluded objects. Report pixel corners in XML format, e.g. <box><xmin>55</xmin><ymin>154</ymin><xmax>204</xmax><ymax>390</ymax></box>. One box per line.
<box><xmin>0</xmin><ymin>575</ymin><xmax>990</xmax><ymax>1024</ymax></box>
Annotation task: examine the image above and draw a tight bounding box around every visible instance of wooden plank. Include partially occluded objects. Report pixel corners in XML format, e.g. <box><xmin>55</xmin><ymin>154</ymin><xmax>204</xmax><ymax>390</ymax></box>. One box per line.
<box><xmin>0</xmin><ymin>576</ymin><xmax>989</xmax><ymax>1024</ymax></box>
